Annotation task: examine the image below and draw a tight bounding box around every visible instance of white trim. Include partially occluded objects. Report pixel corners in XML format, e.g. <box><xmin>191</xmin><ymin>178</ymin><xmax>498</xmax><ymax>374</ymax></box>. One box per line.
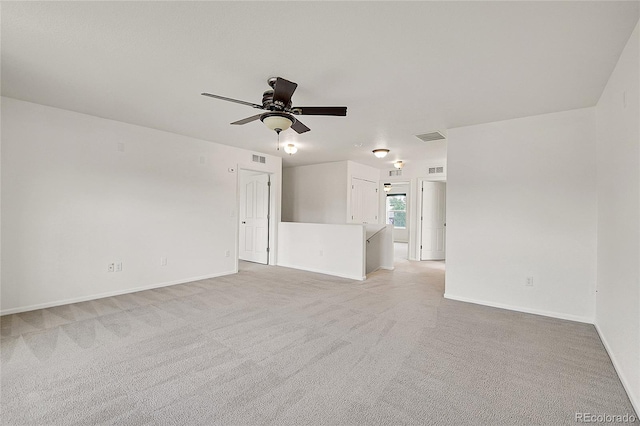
<box><xmin>0</xmin><ymin>271</ymin><xmax>236</xmax><ymax>316</ymax></box>
<box><xmin>276</xmin><ymin>263</ymin><xmax>365</xmax><ymax>281</ymax></box>
<box><xmin>365</xmin><ymin>265</ymin><xmax>395</xmax><ymax>277</ymax></box>
<box><xmin>594</xmin><ymin>323</ymin><xmax>640</xmax><ymax>416</ymax></box>
<box><xmin>444</xmin><ymin>293</ymin><xmax>594</xmax><ymax>324</ymax></box>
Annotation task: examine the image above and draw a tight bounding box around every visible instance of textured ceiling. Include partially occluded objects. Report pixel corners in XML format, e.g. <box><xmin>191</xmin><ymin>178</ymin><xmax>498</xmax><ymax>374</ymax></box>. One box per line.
<box><xmin>2</xmin><ymin>1</ymin><xmax>638</xmax><ymax>168</ymax></box>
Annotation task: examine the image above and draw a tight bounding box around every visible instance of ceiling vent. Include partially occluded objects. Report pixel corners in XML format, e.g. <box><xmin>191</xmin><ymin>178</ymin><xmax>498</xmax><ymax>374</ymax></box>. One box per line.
<box><xmin>428</xmin><ymin>166</ymin><xmax>445</xmax><ymax>174</ymax></box>
<box><xmin>415</xmin><ymin>131</ymin><xmax>446</xmax><ymax>142</ymax></box>
<box><xmin>252</xmin><ymin>154</ymin><xmax>266</xmax><ymax>164</ymax></box>
<box><xmin>389</xmin><ymin>170</ymin><xmax>402</xmax><ymax>177</ymax></box>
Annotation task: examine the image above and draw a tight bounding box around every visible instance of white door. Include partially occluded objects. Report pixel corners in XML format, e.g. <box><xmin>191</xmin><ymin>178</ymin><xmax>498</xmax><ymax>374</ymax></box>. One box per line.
<box><xmin>350</xmin><ymin>178</ymin><xmax>378</xmax><ymax>224</ymax></box>
<box><xmin>239</xmin><ymin>172</ymin><xmax>270</xmax><ymax>264</ymax></box>
<box><xmin>420</xmin><ymin>181</ymin><xmax>446</xmax><ymax>260</ymax></box>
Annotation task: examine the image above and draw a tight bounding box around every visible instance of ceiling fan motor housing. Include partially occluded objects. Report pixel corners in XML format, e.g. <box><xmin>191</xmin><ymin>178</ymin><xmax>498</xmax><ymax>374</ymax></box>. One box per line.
<box><xmin>262</xmin><ymin>90</ymin><xmax>274</xmax><ymax>108</ymax></box>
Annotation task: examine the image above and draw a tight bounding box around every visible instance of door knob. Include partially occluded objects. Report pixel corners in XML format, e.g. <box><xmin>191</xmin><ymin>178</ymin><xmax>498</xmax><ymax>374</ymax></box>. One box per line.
<box><xmin>241</xmin><ymin>221</ymin><xmax>246</xmax><ymax>224</ymax></box>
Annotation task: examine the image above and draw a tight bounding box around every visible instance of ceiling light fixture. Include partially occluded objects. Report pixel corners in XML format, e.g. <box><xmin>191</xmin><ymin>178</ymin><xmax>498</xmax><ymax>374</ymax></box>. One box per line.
<box><xmin>373</xmin><ymin>149</ymin><xmax>390</xmax><ymax>158</ymax></box>
<box><xmin>394</xmin><ymin>161</ymin><xmax>404</xmax><ymax>169</ymax></box>
<box><xmin>284</xmin><ymin>144</ymin><xmax>298</xmax><ymax>155</ymax></box>
<box><xmin>261</xmin><ymin>112</ymin><xmax>293</xmax><ymax>134</ymax></box>
<box><xmin>383</xmin><ymin>183</ymin><xmax>392</xmax><ymax>192</ymax></box>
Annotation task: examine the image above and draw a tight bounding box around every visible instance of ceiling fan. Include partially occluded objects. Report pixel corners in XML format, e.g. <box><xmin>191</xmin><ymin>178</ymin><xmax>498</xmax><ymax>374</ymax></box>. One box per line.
<box><xmin>201</xmin><ymin>77</ymin><xmax>347</xmax><ymax>135</ymax></box>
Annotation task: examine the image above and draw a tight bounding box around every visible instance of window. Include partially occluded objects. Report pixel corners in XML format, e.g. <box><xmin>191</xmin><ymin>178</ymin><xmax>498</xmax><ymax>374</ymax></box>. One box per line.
<box><xmin>386</xmin><ymin>194</ymin><xmax>406</xmax><ymax>228</ymax></box>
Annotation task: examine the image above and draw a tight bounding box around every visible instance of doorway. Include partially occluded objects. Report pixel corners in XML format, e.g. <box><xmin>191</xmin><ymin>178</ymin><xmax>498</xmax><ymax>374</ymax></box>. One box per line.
<box><xmin>384</xmin><ymin>181</ymin><xmax>410</xmax><ymax>260</ymax></box>
<box><xmin>238</xmin><ymin>170</ymin><xmax>271</xmax><ymax>265</ymax></box>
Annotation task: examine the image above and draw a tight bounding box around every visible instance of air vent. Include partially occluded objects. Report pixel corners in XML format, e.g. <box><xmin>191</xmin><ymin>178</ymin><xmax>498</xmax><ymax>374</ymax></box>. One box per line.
<box><xmin>428</xmin><ymin>166</ymin><xmax>445</xmax><ymax>174</ymax></box>
<box><xmin>252</xmin><ymin>154</ymin><xmax>266</xmax><ymax>164</ymax></box>
<box><xmin>389</xmin><ymin>170</ymin><xmax>402</xmax><ymax>177</ymax></box>
<box><xmin>416</xmin><ymin>131</ymin><xmax>446</xmax><ymax>142</ymax></box>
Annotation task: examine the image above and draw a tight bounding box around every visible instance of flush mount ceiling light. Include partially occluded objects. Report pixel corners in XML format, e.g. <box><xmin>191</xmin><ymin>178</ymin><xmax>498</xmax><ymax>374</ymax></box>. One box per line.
<box><xmin>284</xmin><ymin>143</ymin><xmax>298</xmax><ymax>155</ymax></box>
<box><xmin>394</xmin><ymin>161</ymin><xmax>404</xmax><ymax>169</ymax></box>
<box><xmin>373</xmin><ymin>149</ymin><xmax>390</xmax><ymax>158</ymax></box>
<box><xmin>260</xmin><ymin>112</ymin><xmax>293</xmax><ymax>134</ymax></box>
<box><xmin>383</xmin><ymin>183</ymin><xmax>392</xmax><ymax>192</ymax></box>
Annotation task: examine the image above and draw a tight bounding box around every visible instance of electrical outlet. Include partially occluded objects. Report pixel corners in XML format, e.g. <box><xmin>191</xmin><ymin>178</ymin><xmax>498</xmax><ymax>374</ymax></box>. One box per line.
<box><xmin>319</xmin><ymin>249</ymin><xmax>323</xmax><ymax>257</ymax></box>
<box><xmin>108</xmin><ymin>263</ymin><xmax>115</xmax><ymax>272</ymax></box>
<box><xmin>160</xmin><ymin>257</ymin><xmax>167</xmax><ymax>266</ymax></box>
<box><xmin>526</xmin><ymin>276</ymin><xmax>534</xmax><ymax>287</ymax></box>
<box><xmin>225</xmin><ymin>250</ymin><xmax>230</xmax><ymax>257</ymax></box>
<box><xmin>116</xmin><ymin>262</ymin><xmax>122</xmax><ymax>272</ymax></box>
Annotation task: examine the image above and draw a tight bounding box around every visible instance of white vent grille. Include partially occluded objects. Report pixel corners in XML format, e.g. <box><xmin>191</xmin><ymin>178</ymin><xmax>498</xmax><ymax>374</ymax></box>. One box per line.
<box><xmin>416</xmin><ymin>131</ymin><xmax>446</xmax><ymax>142</ymax></box>
<box><xmin>252</xmin><ymin>154</ymin><xmax>266</xmax><ymax>164</ymax></box>
<box><xmin>389</xmin><ymin>170</ymin><xmax>402</xmax><ymax>177</ymax></box>
<box><xmin>428</xmin><ymin>166</ymin><xmax>445</xmax><ymax>174</ymax></box>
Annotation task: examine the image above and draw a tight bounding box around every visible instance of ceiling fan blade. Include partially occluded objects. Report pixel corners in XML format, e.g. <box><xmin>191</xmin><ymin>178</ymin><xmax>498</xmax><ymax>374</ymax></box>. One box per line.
<box><xmin>201</xmin><ymin>93</ymin><xmax>263</xmax><ymax>109</ymax></box>
<box><xmin>291</xmin><ymin>118</ymin><xmax>310</xmax><ymax>134</ymax></box>
<box><xmin>272</xmin><ymin>77</ymin><xmax>298</xmax><ymax>107</ymax></box>
<box><xmin>231</xmin><ymin>114</ymin><xmax>263</xmax><ymax>125</ymax></box>
<box><xmin>291</xmin><ymin>106</ymin><xmax>347</xmax><ymax>116</ymax></box>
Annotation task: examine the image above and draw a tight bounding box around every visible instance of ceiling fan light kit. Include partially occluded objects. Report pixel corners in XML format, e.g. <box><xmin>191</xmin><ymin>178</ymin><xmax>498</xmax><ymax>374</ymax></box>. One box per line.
<box><xmin>284</xmin><ymin>144</ymin><xmax>298</xmax><ymax>155</ymax></box>
<box><xmin>261</xmin><ymin>112</ymin><xmax>293</xmax><ymax>133</ymax></box>
<box><xmin>202</xmin><ymin>77</ymin><xmax>347</xmax><ymax>141</ymax></box>
<box><xmin>373</xmin><ymin>149</ymin><xmax>390</xmax><ymax>158</ymax></box>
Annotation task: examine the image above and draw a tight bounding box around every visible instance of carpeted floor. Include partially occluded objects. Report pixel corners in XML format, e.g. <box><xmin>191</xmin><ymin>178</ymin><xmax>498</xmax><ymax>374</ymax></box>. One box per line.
<box><xmin>1</xmin><ymin>260</ymin><xmax>636</xmax><ymax>425</ymax></box>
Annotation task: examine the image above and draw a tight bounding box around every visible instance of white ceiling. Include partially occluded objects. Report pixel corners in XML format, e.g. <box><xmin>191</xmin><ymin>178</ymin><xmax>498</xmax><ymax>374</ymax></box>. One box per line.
<box><xmin>2</xmin><ymin>1</ymin><xmax>638</xmax><ymax>169</ymax></box>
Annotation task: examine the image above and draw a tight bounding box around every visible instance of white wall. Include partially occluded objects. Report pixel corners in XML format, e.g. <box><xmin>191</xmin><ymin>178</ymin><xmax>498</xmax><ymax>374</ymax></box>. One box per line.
<box><xmin>1</xmin><ymin>97</ymin><xmax>282</xmax><ymax>314</ymax></box>
<box><xmin>365</xmin><ymin>224</ymin><xmax>394</xmax><ymax>274</ymax></box>
<box><xmin>446</xmin><ymin>108</ymin><xmax>597</xmax><ymax>323</ymax></box>
<box><xmin>282</xmin><ymin>160</ymin><xmax>381</xmax><ymax>225</ymax></box>
<box><xmin>282</xmin><ymin>161</ymin><xmax>347</xmax><ymax>224</ymax></box>
<box><xmin>277</xmin><ymin>222</ymin><xmax>365</xmax><ymax>280</ymax></box>
<box><xmin>595</xmin><ymin>21</ymin><xmax>639</xmax><ymax>413</ymax></box>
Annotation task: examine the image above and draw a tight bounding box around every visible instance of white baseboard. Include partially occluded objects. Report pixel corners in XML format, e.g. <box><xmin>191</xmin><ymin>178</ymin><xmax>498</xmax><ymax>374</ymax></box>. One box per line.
<box><xmin>443</xmin><ymin>293</ymin><xmax>594</xmax><ymax>324</ymax></box>
<box><xmin>594</xmin><ymin>323</ymin><xmax>639</xmax><ymax>416</ymax></box>
<box><xmin>276</xmin><ymin>263</ymin><xmax>364</xmax><ymax>281</ymax></box>
<box><xmin>0</xmin><ymin>270</ymin><xmax>237</xmax><ymax>316</ymax></box>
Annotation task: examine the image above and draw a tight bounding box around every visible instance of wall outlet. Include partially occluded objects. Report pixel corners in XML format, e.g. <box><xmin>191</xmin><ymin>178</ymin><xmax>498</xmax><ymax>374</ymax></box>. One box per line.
<box><xmin>160</xmin><ymin>257</ymin><xmax>167</xmax><ymax>266</ymax></box>
<box><xmin>319</xmin><ymin>249</ymin><xmax>323</xmax><ymax>257</ymax></box>
<box><xmin>225</xmin><ymin>250</ymin><xmax>230</xmax><ymax>257</ymax></box>
<box><xmin>526</xmin><ymin>276</ymin><xmax>534</xmax><ymax>287</ymax></box>
<box><xmin>115</xmin><ymin>262</ymin><xmax>122</xmax><ymax>272</ymax></box>
<box><xmin>108</xmin><ymin>263</ymin><xmax>115</xmax><ymax>272</ymax></box>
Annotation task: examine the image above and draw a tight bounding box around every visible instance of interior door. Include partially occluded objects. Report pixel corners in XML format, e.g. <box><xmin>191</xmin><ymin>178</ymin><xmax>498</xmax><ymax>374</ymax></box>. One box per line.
<box><xmin>420</xmin><ymin>181</ymin><xmax>446</xmax><ymax>260</ymax></box>
<box><xmin>351</xmin><ymin>177</ymin><xmax>378</xmax><ymax>224</ymax></box>
<box><xmin>239</xmin><ymin>172</ymin><xmax>270</xmax><ymax>264</ymax></box>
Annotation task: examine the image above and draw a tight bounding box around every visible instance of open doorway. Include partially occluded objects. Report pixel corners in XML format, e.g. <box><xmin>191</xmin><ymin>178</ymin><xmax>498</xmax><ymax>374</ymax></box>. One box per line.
<box><xmin>238</xmin><ymin>169</ymin><xmax>271</xmax><ymax>265</ymax></box>
<box><xmin>383</xmin><ymin>181</ymin><xmax>410</xmax><ymax>261</ymax></box>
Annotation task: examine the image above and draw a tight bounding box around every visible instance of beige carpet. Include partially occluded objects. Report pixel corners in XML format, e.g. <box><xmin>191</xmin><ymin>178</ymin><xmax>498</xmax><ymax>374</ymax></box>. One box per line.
<box><xmin>1</xmin><ymin>260</ymin><xmax>636</xmax><ymax>425</ymax></box>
